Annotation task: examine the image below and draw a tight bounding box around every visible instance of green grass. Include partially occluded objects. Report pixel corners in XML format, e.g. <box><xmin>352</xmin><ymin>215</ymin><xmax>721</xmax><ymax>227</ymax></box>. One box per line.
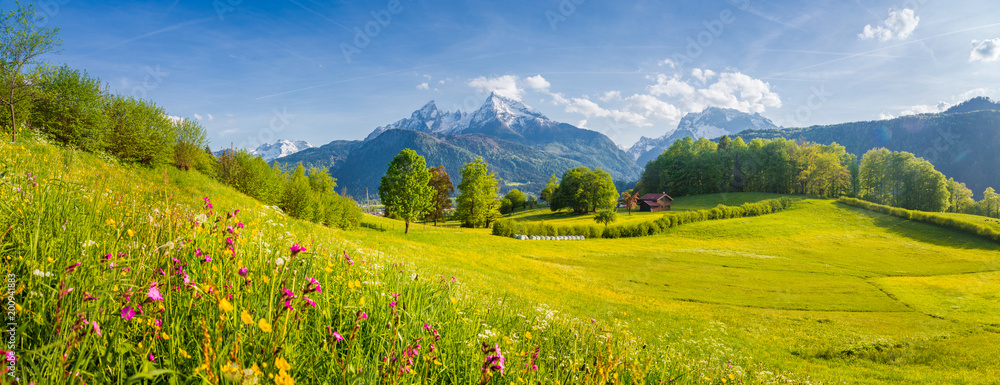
<box><xmin>10</xmin><ymin>136</ymin><xmax>1000</xmax><ymax>384</ymax></box>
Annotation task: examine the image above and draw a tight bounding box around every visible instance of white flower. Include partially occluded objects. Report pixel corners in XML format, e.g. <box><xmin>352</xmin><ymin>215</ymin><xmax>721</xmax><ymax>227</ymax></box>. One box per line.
<box><xmin>275</xmin><ymin>257</ymin><xmax>285</xmax><ymax>266</ymax></box>
<box><xmin>32</xmin><ymin>269</ymin><xmax>51</xmax><ymax>277</ymax></box>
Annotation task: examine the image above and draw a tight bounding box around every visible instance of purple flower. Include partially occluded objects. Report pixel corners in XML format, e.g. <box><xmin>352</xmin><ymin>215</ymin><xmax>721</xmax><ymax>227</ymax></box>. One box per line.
<box><xmin>225</xmin><ymin>237</ymin><xmax>234</xmax><ymax>246</ymax></box>
<box><xmin>91</xmin><ymin>321</ymin><xmax>102</xmax><ymax>336</ymax></box>
<box><xmin>388</xmin><ymin>301</ymin><xmax>397</xmax><ymax>308</ymax></box>
<box><xmin>332</xmin><ymin>332</ymin><xmax>344</xmax><ymax>341</ymax></box>
<box><xmin>147</xmin><ymin>282</ymin><xmax>163</xmax><ymax>301</ymax></box>
<box><xmin>359</xmin><ymin>312</ymin><xmax>368</xmax><ymax>320</ymax></box>
<box><xmin>238</xmin><ymin>266</ymin><xmax>248</xmax><ymax>277</ymax></box>
<box><xmin>203</xmin><ymin>197</ymin><xmax>213</xmax><ymax>210</ymax></box>
<box><xmin>121</xmin><ymin>306</ymin><xmax>135</xmax><ymax>320</ymax></box>
<box><xmin>343</xmin><ymin>251</ymin><xmax>353</xmax><ymax>266</ymax></box>
<box><xmin>283</xmin><ymin>300</ymin><xmax>294</xmax><ymax>311</ymax></box>
<box><xmin>290</xmin><ymin>243</ymin><xmax>307</xmax><ymax>256</ymax></box>
<box><xmin>281</xmin><ymin>287</ymin><xmax>296</xmax><ymax>299</ymax></box>
<box><xmin>148</xmin><ymin>353</ymin><xmax>156</xmax><ymax>362</ymax></box>
<box><xmin>64</xmin><ymin>262</ymin><xmax>82</xmax><ymax>273</ymax></box>
<box><xmin>305</xmin><ymin>297</ymin><xmax>317</xmax><ymax>307</ymax></box>
<box><xmin>305</xmin><ymin>277</ymin><xmax>322</xmax><ymax>293</ymax></box>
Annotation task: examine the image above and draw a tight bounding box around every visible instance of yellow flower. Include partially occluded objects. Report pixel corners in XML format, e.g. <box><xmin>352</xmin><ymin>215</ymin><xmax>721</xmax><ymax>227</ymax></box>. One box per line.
<box><xmin>106</xmin><ymin>218</ymin><xmax>115</xmax><ymax>227</ymax></box>
<box><xmin>359</xmin><ymin>297</ymin><xmax>365</xmax><ymax>306</ymax></box>
<box><xmin>275</xmin><ymin>357</ymin><xmax>292</xmax><ymax>371</ymax></box>
<box><xmin>262</xmin><ymin>275</ymin><xmax>270</xmax><ymax>284</ymax></box>
<box><xmin>179</xmin><ymin>349</ymin><xmax>191</xmax><ymax>359</ymax></box>
<box><xmin>46</xmin><ymin>257</ymin><xmax>54</xmax><ymax>264</ymax></box>
<box><xmin>258</xmin><ymin>318</ymin><xmax>272</xmax><ymax>333</ymax></box>
<box><xmin>127</xmin><ymin>229</ymin><xmax>135</xmax><ymax>238</ymax></box>
<box><xmin>241</xmin><ymin>310</ymin><xmax>254</xmax><ymax>325</ymax></box>
<box><xmin>275</xmin><ymin>370</ymin><xmax>295</xmax><ymax>385</ymax></box>
<box><xmin>525</xmin><ymin>331</ymin><xmax>533</xmax><ymax>340</ymax></box>
<box><xmin>218</xmin><ymin>298</ymin><xmax>234</xmax><ymax>312</ymax></box>
<box><xmin>161</xmin><ymin>332</ymin><xmax>170</xmax><ymax>340</ymax></box>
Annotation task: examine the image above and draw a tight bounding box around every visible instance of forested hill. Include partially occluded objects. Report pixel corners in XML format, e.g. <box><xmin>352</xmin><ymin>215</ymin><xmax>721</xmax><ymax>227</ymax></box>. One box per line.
<box><xmin>736</xmin><ymin>110</ymin><xmax>1000</xmax><ymax>198</ymax></box>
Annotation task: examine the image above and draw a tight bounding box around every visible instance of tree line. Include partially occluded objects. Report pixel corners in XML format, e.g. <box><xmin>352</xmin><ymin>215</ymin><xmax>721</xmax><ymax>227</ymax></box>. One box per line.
<box><xmin>1</xmin><ymin>3</ymin><xmax>361</xmax><ymax>229</ymax></box>
<box><xmin>635</xmin><ymin>135</ymin><xmax>1000</xmax><ymax>217</ymax></box>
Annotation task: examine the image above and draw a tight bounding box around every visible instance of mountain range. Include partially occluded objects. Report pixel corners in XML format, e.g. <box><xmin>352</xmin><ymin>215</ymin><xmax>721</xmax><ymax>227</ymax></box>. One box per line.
<box><xmin>280</xmin><ymin>93</ymin><xmax>641</xmax><ymax>196</ymax></box>
<box><xmin>626</xmin><ymin>107</ymin><xmax>780</xmax><ymax>167</ymax></box>
<box><xmin>214</xmin><ymin>139</ymin><xmax>315</xmax><ymax>162</ymax></box>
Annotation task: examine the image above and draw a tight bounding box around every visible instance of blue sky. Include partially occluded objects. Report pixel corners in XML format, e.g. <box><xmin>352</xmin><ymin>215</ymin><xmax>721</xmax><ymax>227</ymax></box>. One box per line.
<box><xmin>22</xmin><ymin>0</ymin><xmax>1000</xmax><ymax>150</ymax></box>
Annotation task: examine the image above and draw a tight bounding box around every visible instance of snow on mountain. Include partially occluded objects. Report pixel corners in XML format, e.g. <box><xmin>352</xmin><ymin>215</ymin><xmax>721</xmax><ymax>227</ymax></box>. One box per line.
<box><xmin>365</xmin><ymin>92</ymin><xmax>554</xmax><ymax>141</ymax></box>
<box><xmin>364</xmin><ymin>101</ymin><xmax>469</xmax><ymax>141</ymax></box>
<box><xmin>251</xmin><ymin>139</ymin><xmax>315</xmax><ymax>161</ymax></box>
<box><xmin>627</xmin><ymin>107</ymin><xmax>780</xmax><ymax>166</ymax></box>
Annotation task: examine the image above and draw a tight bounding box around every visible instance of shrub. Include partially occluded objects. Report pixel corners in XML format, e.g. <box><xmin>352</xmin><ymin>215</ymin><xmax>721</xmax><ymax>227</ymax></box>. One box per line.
<box><xmin>838</xmin><ymin>197</ymin><xmax>1000</xmax><ymax>243</ymax></box>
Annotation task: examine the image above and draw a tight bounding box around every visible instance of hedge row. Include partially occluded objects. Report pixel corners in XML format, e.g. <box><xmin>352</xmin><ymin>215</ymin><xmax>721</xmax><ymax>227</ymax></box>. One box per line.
<box><xmin>493</xmin><ymin>197</ymin><xmax>795</xmax><ymax>239</ymax></box>
<box><xmin>838</xmin><ymin>197</ymin><xmax>1000</xmax><ymax>243</ymax></box>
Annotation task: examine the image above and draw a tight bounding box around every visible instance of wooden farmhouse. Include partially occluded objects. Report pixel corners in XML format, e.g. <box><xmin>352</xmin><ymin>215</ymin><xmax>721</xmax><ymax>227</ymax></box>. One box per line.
<box><xmin>638</xmin><ymin>193</ymin><xmax>673</xmax><ymax>212</ymax></box>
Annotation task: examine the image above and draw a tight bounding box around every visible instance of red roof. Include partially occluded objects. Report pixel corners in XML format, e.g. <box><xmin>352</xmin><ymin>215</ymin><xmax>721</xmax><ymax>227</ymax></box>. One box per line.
<box><xmin>640</xmin><ymin>193</ymin><xmax>673</xmax><ymax>201</ymax></box>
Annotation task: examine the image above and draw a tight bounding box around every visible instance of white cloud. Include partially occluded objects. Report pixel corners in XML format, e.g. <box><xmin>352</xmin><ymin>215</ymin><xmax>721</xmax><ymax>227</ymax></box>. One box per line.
<box><xmin>207</xmin><ymin>113</ymin><xmax>214</xmax><ymax>121</ymax></box>
<box><xmin>194</xmin><ymin>113</ymin><xmax>203</xmax><ymax>121</ymax></box>
<box><xmin>467</xmin><ymin>75</ymin><xmax>523</xmax><ymax>100</ymax></box>
<box><xmin>970</xmin><ymin>38</ymin><xmax>1000</xmax><ymax>62</ymax></box>
<box><xmin>878</xmin><ymin>112</ymin><xmax>896</xmax><ymax>120</ymax></box>
<box><xmin>600</xmin><ymin>91</ymin><xmax>621</xmax><ymax>101</ymax></box>
<box><xmin>649</xmin><ymin>71</ymin><xmax>781</xmax><ymax>114</ymax></box>
<box><xmin>576</xmin><ymin>119</ymin><xmax>588</xmax><ymax>129</ymax></box>
<box><xmin>167</xmin><ymin>115</ymin><xmax>184</xmax><ymax>123</ymax></box>
<box><xmin>522</xmin><ymin>75</ymin><xmax>550</xmax><ymax>91</ymax></box>
<box><xmin>889</xmin><ymin>89</ymin><xmax>992</xmax><ymax>117</ymax></box>
<box><xmin>625</xmin><ymin>94</ymin><xmax>682</xmax><ymax>122</ymax></box>
<box><xmin>859</xmin><ymin>8</ymin><xmax>919</xmax><ymax>42</ymax></box>
<box><xmin>417</xmin><ymin>82</ymin><xmax>429</xmax><ymax>90</ymax></box>
<box><xmin>659</xmin><ymin>59</ymin><xmax>676</xmax><ymax>68</ymax></box>
<box><xmin>691</xmin><ymin>68</ymin><xmax>717</xmax><ymax>83</ymax></box>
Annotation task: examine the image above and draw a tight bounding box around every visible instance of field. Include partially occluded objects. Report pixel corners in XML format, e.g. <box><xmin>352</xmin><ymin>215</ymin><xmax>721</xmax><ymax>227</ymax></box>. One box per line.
<box><xmin>358</xmin><ymin>198</ymin><xmax>1000</xmax><ymax>383</ymax></box>
<box><xmin>8</xmin><ymin>137</ymin><xmax>1000</xmax><ymax>384</ymax></box>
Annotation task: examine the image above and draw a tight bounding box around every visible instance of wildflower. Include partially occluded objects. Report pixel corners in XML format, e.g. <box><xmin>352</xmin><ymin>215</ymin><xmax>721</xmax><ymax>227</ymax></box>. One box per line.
<box><xmin>343</xmin><ymin>251</ymin><xmax>353</xmax><ymax>266</ymax></box>
<box><xmin>481</xmin><ymin>342</ymin><xmax>505</xmax><ymax>376</ymax></box>
<box><xmin>283</xmin><ymin>300</ymin><xmax>294</xmax><ymax>311</ymax></box>
<box><xmin>275</xmin><ymin>357</ymin><xmax>292</xmax><ymax>371</ymax></box>
<box><xmin>388</xmin><ymin>301</ymin><xmax>397</xmax><ymax>308</ymax></box>
<box><xmin>391</xmin><ymin>293</ymin><xmax>400</xmax><ymax>297</ymax></box>
<box><xmin>238</xmin><ymin>266</ymin><xmax>248</xmax><ymax>277</ymax></box>
<box><xmin>83</xmin><ymin>292</ymin><xmax>97</xmax><ymax>301</ymax></box>
<box><xmin>290</xmin><ymin>243</ymin><xmax>306</xmax><ymax>256</ymax></box>
<box><xmin>258</xmin><ymin>318</ymin><xmax>272</xmax><ymax>333</ymax></box>
<box><xmin>148</xmin><ymin>353</ymin><xmax>156</xmax><ymax>362</ymax></box>
<box><xmin>4</xmin><ymin>351</ymin><xmax>14</xmax><ymax>363</ymax></box>
<box><xmin>275</xmin><ymin>258</ymin><xmax>285</xmax><ymax>266</ymax></box>
<box><xmin>304</xmin><ymin>296</ymin><xmax>316</xmax><ymax>307</ymax></box>
<box><xmin>226</xmin><ymin>237</ymin><xmax>234</xmax><ymax>246</ymax></box>
<box><xmin>358</xmin><ymin>311</ymin><xmax>368</xmax><ymax>320</ymax></box>
<box><xmin>147</xmin><ymin>282</ymin><xmax>163</xmax><ymax>301</ymax></box>
<box><xmin>64</xmin><ymin>262</ymin><xmax>82</xmax><ymax>273</ymax></box>
<box><xmin>91</xmin><ymin>321</ymin><xmax>102</xmax><ymax>337</ymax></box>
<box><xmin>332</xmin><ymin>332</ymin><xmax>344</xmax><ymax>342</ymax></box>
<box><xmin>305</xmin><ymin>277</ymin><xmax>321</xmax><ymax>293</ymax></box>
<box><xmin>241</xmin><ymin>310</ymin><xmax>254</xmax><ymax>325</ymax></box>
<box><xmin>222</xmin><ymin>361</ymin><xmax>242</xmax><ymax>382</ymax></box>
<box><xmin>127</xmin><ymin>229</ymin><xmax>135</xmax><ymax>238</ymax></box>
<box><xmin>203</xmin><ymin>197</ymin><xmax>213</xmax><ymax>210</ymax></box>
<box><xmin>281</xmin><ymin>287</ymin><xmax>296</xmax><ymax>299</ymax></box>
<box><xmin>218</xmin><ymin>298</ymin><xmax>234</xmax><ymax>312</ymax></box>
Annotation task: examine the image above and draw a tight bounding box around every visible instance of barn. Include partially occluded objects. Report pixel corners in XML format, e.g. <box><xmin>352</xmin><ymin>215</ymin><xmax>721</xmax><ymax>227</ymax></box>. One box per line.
<box><xmin>638</xmin><ymin>193</ymin><xmax>673</xmax><ymax>212</ymax></box>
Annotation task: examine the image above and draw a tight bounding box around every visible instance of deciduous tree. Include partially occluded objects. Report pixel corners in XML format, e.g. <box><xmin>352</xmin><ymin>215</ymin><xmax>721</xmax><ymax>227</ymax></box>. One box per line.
<box><xmin>378</xmin><ymin>149</ymin><xmax>434</xmax><ymax>234</ymax></box>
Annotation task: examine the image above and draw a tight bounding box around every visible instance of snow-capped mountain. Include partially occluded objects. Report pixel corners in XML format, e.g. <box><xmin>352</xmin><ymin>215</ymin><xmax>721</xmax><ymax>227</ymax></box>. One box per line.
<box><xmin>251</xmin><ymin>139</ymin><xmax>315</xmax><ymax>161</ymax></box>
<box><xmin>365</xmin><ymin>92</ymin><xmax>557</xmax><ymax>141</ymax></box>
<box><xmin>627</xmin><ymin>107</ymin><xmax>780</xmax><ymax>166</ymax></box>
<box><xmin>364</xmin><ymin>101</ymin><xmax>470</xmax><ymax>141</ymax></box>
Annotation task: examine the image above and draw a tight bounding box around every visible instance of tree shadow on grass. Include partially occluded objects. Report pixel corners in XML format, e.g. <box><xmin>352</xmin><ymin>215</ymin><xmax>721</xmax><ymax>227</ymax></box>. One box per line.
<box><xmin>855</xmin><ymin>207</ymin><xmax>1000</xmax><ymax>252</ymax></box>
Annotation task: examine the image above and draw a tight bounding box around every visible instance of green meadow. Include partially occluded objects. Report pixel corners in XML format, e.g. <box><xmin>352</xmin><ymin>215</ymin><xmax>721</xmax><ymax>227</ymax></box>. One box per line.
<box><xmin>8</xmin><ymin>137</ymin><xmax>1000</xmax><ymax>384</ymax></box>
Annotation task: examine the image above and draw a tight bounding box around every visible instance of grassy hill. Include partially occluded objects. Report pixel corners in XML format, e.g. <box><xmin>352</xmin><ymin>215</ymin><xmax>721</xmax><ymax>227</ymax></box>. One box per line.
<box><xmin>8</xmin><ymin>135</ymin><xmax>1000</xmax><ymax>384</ymax></box>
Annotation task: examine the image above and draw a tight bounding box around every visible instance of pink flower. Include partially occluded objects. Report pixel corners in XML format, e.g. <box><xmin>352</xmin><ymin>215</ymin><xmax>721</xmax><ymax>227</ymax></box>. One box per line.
<box><xmin>203</xmin><ymin>197</ymin><xmax>213</xmax><ymax>210</ymax></box>
<box><xmin>4</xmin><ymin>351</ymin><xmax>14</xmax><ymax>363</ymax></box>
<box><xmin>148</xmin><ymin>353</ymin><xmax>156</xmax><ymax>362</ymax></box>
<box><xmin>305</xmin><ymin>277</ymin><xmax>322</xmax><ymax>293</ymax></box>
<box><xmin>359</xmin><ymin>312</ymin><xmax>368</xmax><ymax>320</ymax></box>
<box><xmin>388</xmin><ymin>301</ymin><xmax>397</xmax><ymax>308</ymax></box>
<box><xmin>305</xmin><ymin>296</ymin><xmax>317</xmax><ymax>307</ymax></box>
<box><xmin>343</xmin><ymin>251</ymin><xmax>353</xmax><ymax>266</ymax></box>
<box><xmin>147</xmin><ymin>282</ymin><xmax>163</xmax><ymax>301</ymax></box>
<box><xmin>283</xmin><ymin>300</ymin><xmax>294</xmax><ymax>311</ymax></box>
<box><xmin>238</xmin><ymin>266</ymin><xmax>248</xmax><ymax>277</ymax></box>
<box><xmin>281</xmin><ymin>287</ymin><xmax>296</xmax><ymax>299</ymax></box>
<box><xmin>83</xmin><ymin>292</ymin><xmax>97</xmax><ymax>301</ymax></box>
<box><xmin>91</xmin><ymin>321</ymin><xmax>102</xmax><ymax>336</ymax></box>
<box><xmin>225</xmin><ymin>237</ymin><xmax>234</xmax><ymax>246</ymax></box>
<box><xmin>64</xmin><ymin>262</ymin><xmax>82</xmax><ymax>273</ymax></box>
<box><xmin>332</xmin><ymin>332</ymin><xmax>344</xmax><ymax>341</ymax></box>
<box><xmin>290</xmin><ymin>243</ymin><xmax>307</xmax><ymax>256</ymax></box>
<box><xmin>391</xmin><ymin>293</ymin><xmax>400</xmax><ymax>298</ymax></box>
<box><xmin>121</xmin><ymin>306</ymin><xmax>135</xmax><ymax>320</ymax></box>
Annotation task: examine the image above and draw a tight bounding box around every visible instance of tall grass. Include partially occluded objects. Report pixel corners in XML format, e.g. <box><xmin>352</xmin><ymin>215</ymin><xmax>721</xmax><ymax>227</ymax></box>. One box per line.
<box><xmin>2</xmin><ymin>137</ymin><xmax>780</xmax><ymax>384</ymax></box>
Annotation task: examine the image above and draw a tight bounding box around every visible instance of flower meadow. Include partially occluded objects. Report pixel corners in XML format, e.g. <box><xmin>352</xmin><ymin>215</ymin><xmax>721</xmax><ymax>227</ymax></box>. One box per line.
<box><xmin>2</xmin><ymin>137</ymin><xmax>807</xmax><ymax>384</ymax></box>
